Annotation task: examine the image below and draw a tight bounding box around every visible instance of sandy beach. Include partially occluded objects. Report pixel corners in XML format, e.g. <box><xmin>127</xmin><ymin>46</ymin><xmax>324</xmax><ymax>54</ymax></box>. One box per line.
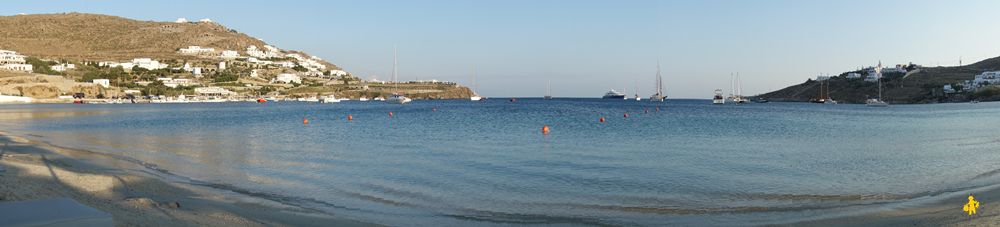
<box><xmin>0</xmin><ymin>131</ymin><xmax>377</xmax><ymax>227</ymax></box>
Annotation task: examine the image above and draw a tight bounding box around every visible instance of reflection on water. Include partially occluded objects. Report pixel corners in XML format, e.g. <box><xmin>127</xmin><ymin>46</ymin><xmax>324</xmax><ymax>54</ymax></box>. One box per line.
<box><xmin>4</xmin><ymin>101</ymin><xmax>1000</xmax><ymax>225</ymax></box>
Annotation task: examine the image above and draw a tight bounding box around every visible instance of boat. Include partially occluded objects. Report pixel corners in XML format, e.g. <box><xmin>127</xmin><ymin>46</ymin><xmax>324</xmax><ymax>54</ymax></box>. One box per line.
<box><xmin>387</xmin><ymin>46</ymin><xmax>411</xmax><ymax>104</ymax></box>
<box><xmin>387</xmin><ymin>93</ymin><xmax>411</xmax><ymax>104</ymax></box>
<box><xmin>359</xmin><ymin>96</ymin><xmax>369</xmax><ymax>101</ymax></box>
<box><xmin>729</xmin><ymin>73</ymin><xmax>749</xmax><ymax>104</ymax></box>
<box><xmin>303</xmin><ymin>96</ymin><xmax>320</xmax><ymax>102</ymax></box>
<box><xmin>810</xmin><ymin>76</ymin><xmax>832</xmax><ymax>104</ymax></box>
<box><xmin>321</xmin><ymin>95</ymin><xmax>340</xmax><ymax>103</ymax></box>
<box><xmin>866</xmin><ymin>62</ymin><xmax>888</xmax><ymax>107</ymax></box>
<box><xmin>633</xmin><ymin>82</ymin><xmax>641</xmax><ymax>101</ymax></box>
<box><xmin>602</xmin><ymin>89</ymin><xmax>626</xmax><ymax>99</ymax></box>
<box><xmin>374</xmin><ymin>96</ymin><xmax>386</xmax><ymax>101</ymax></box>
<box><xmin>713</xmin><ymin>89</ymin><xmax>725</xmax><ymax>104</ymax></box>
<box><xmin>649</xmin><ymin>61</ymin><xmax>666</xmax><ymax>102</ymax></box>
<box><xmin>543</xmin><ymin>80</ymin><xmax>553</xmax><ymax>100</ymax></box>
<box><xmin>470</xmin><ymin>66</ymin><xmax>483</xmax><ymax>101</ymax></box>
<box><xmin>752</xmin><ymin>98</ymin><xmax>770</xmax><ymax>103</ymax></box>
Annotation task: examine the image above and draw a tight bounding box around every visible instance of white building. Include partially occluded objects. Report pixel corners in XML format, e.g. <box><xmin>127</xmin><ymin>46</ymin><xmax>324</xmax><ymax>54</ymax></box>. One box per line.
<box><xmin>0</xmin><ymin>50</ymin><xmax>32</xmax><ymax>72</ymax></box>
<box><xmin>50</xmin><ymin>63</ymin><xmax>76</xmax><ymax>72</ymax></box>
<box><xmin>972</xmin><ymin>71</ymin><xmax>1000</xmax><ymax>86</ymax></box>
<box><xmin>220</xmin><ymin>50</ymin><xmax>239</xmax><ymax>59</ymax></box>
<box><xmin>132</xmin><ymin>58</ymin><xmax>168</xmax><ymax>70</ymax></box>
<box><xmin>175</xmin><ymin>18</ymin><xmax>189</xmax><ymax>23</ymax></box>
<box><xmin>178</xmin><ymin>46</ymin><xmax>215</xmax><ymax>55</ymax></box>
<box><xmin>943</xmin><ymin>84</ymin><xmax>956</xmax><ymax>94</ymax></box>
<box><xmin>249</xmin><ymin>69</ymin><xmax>259</xmax><ymax>78</ymax></box>
<box><xmin>846</xmin><ymin>72</ymin><xmax>862</xmax><ymax>79</ymax></box>
<box><xmin>195</xmin><ymin>87</ymin><xmax>235</xmax><ymax>96</ymax></box>
<box><xmin>273</xmin><ymin>73</ymin><xmax>302</xmax><ymax>84</ymax></box>
<box><xmin>193</xmin><ymin>67</ymin><xmax>202</xmax><ymax>76</ymax></box>
<box><xmin>199</xmin><ymin>18</ymin><xmax>213</xmax><ymax>23</ymax></box>
<box><xmin>274</xmin><ymin>61</ymin><xmax>296</xmax><ymax>68</ymax></box>
<box><xmin>92</xmin><ymin>79</ymin><xmax>110</xmax><ymax>88</ymax></box>
<box><xmin>218</xmin><ymin>62</ymin><xmax>226</xmax><ymax>70</ymax></box>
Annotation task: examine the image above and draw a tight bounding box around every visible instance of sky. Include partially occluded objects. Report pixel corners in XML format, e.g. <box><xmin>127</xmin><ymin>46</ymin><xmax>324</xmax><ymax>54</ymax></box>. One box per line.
<box><xmin>3</xmin><ymin>0</ymin><xmax>1000</xmax><ymax>98</ymax></box>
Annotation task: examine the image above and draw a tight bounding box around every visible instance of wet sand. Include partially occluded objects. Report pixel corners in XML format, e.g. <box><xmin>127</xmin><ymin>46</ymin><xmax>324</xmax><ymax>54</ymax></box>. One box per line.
<box><xmin>0</xmin><ymin>132</ymin><xmax>378</xmax><ymax>227</ymax></box>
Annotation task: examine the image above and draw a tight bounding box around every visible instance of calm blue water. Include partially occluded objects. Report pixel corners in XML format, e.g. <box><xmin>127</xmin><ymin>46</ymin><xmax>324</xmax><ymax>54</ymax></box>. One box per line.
<box><xmin>3</xmin><ymin>99</ymin><xmax>1000</xmax><ymax>226</ymax></box>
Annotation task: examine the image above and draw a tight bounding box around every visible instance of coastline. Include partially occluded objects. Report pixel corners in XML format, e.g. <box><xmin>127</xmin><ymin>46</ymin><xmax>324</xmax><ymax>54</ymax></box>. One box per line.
<box><xmin>0</xmin><ymin>131</ymin><xmax>378</xmax><ymax>226</ymax></box>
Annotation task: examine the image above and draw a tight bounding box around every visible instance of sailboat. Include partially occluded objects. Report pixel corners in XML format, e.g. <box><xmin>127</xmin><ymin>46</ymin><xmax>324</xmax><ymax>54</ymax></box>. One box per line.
<box><xmin>543</xmin><ymin>80</ymin><xmax>553</xmax><ymax>99</ymax></box>
<box><xmin>470</xmin><ymin>66</ymin><xmax>483</xmax><ymax>101</ymax></box>
<box><xmin>649</xmin><ymin>61</ymin><xmax>666</xmax><ymax>102</ymax></box>
<box><xmin>633</xmin><ymin>82</ymin><xmax>641</xmax><ymax>101</ymax></box>
<box><xmin>730</xmin><ymin>73</ymin><xmax>750</xmax><ymax>104</ymax></box>
<box><xmin>386</xmin><ymin>46</ymin><xmax>412</xmax><ymax>104</ymax></box>
<box><xmin>867</xmin><ymin>62</ymin><xmax>888</xmax><ymax>107</ymax></box>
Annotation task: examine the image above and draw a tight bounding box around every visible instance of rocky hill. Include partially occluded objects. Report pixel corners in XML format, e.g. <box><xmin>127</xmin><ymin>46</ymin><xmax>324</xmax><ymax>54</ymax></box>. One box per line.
<box><xmin>0</xmin><ymin>13</ymin><xmax>341</xmax><ymax>69</ymax></box>
<box><xmin>758</xmin><ymin>56</ymin><xmax>1000</xmax><ymax>104</ymax></box>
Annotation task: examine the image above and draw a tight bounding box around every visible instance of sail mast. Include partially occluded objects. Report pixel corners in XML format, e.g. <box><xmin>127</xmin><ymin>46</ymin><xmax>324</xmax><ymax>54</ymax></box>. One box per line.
<box><xmin>393</xmin><ymin>45</ymin><xmax>398</xmax><ymax>92</ymax></box>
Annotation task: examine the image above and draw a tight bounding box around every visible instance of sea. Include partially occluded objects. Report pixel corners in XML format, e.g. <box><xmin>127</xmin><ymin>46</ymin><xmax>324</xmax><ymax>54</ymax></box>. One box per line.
<box><xmin>2</xmin><ymin>99</ymin><xmax>1000</xmax><ymax>226</ymax></box>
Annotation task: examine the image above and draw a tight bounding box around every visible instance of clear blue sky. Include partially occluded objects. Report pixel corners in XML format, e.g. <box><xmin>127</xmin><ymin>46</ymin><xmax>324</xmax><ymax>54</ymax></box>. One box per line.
<box><xmin>4</xmin><ymin>0</ymin><xmax>1000</xmax><ymax>98</ymax></box>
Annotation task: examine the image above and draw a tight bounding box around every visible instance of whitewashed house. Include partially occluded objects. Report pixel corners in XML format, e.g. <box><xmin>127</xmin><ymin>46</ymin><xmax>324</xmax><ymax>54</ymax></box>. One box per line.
<box><xmin>0</xmin><ymin>50</ymin><xmax>32</xmax><ymax>72</ymax></box>
<box><xmin>195</xmin><ymin>87</ymin><xmax>235</xmax><ymax>96</ymax></box>
<box><xmin>92</xmin><ymin>79</ymin><xmax>110</xmax><ymax>88</ymax></box>
<box><xmin>175</xmin><ymin>18</ymin><xmax>189</xmax><ymax>23</ymax></box>
<box><xmin>179</xmin><ymin>46</ymin><xmax>215</xmax><ymax>55</ymax></box>
<box><xmin>274</xmin><ymin>61</ymin><xmax>296</xmax><ymax>68</ymax></box>
<box><xmin>50</xmin><ymin>63</ymin><xmax>76</xmax><ymax>72</ymax></box>
<box><xmin>132</xmin><ymin>58</ymin><xmax>168</xmax><ymax>70</ymax></box>
<box><xmin>220</xmin><ymin>50</ymin><xmax>239</xmax><ymax>59</ymax></box>
<box><xmin>943</xmin><ymin>84</ymin><xmax>956</xmax><ymax>94</ymax></box>
<box><xmin>218</xmin><ymin>62</ymin><xmax>226</xmax><ymax>70</ymax></box>
<box><xmin>199</xmin><ymin>18</ymin><xmax>213</xmax><ymax>23</ymax></box>
<box><xmin>273</xmin><ymin>73</ymin><xmax>302</xmax><ymax>84</ymax></box>
<box><xmin>846</xmin><ymin>72</ymin><xmax>862</xmax><ymax>79</ymax></box>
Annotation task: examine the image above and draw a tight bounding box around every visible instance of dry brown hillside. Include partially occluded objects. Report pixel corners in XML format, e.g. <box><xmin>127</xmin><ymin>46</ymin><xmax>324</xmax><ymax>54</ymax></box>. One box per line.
<box><xmin>0</xmin><ymin>12</ymin><xmax>338</xmax><ymax>69</ymax></box>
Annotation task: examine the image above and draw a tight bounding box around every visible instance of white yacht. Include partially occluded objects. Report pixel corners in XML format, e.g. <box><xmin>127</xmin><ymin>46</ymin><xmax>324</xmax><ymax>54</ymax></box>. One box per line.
<box><xmin>359</xmin><ymin>96</ymin><xmax>369</xmax><ymax>101</ymax></box>
<box><xmin>373</xmin><ymin>96</ymin><xmax>386</xmax><ymax>101</ymax></box>
<box><xmin>387</xmin><ymin>93</ymin><xmax>411</xmax><ymax>104</ymax></box>
<box><xmin>321</xmin><ymin>95</ymin><xmax>340</xmax><ymax>103</ymax></box>
<box><xmin>303</xmin><ymin>96</ymin><xmax>320</xmax><ymax>102</ymax></box>
<box><xmin>713</xmin><ymin>89</ymin><xmax>725</xmax><ymax>104</ymax></box>
<box><xmin>470</xmin><ymin>66</ymin><xmax>483</xmax><ymax>101</ymax></box>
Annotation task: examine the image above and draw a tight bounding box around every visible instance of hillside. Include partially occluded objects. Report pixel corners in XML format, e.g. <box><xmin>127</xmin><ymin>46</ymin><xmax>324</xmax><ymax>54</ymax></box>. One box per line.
<box><xmin>0</xmin><ymin>13</ymin><xmax>475</xmax><ymax>101</ymax></box>
<box><xmin>758</xmin><ymin>56</ymin><xmax>1000</xmax><ymax>104</ymax></box>
<box><xmin>0</xmin><ymin>13</ymin><xmax>338</xmax><ymax>69</ymax></box>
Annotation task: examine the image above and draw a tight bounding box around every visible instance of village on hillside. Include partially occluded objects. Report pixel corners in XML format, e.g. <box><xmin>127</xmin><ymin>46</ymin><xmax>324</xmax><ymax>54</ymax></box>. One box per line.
<box><xmin>0</xmin><ymin>18</ymin><xmax>471</xmax><ymax>103</ymax></box>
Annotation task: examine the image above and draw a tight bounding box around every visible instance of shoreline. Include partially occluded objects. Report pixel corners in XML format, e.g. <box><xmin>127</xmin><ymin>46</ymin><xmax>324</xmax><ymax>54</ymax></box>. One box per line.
<box><xmin>0</xmin><ymin>131</ymin><xmax>378</xmax><ymax>226</ymax></box>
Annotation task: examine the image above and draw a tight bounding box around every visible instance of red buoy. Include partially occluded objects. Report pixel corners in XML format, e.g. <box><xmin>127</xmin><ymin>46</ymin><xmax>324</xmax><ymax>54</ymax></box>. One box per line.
<box><xmin>624</xmin><ymin>113</ymin><xmax>629</xmax><ymax>118</ymax></box>
<box><xmin>599</xmin><ymin>117</ymin><xmax>605</xmax><ymax>123</ymax></box>
<box><xmin>541</xmin><ymin>125</ymin><xmax>551</xmax><ymax>135</ymax></box>
<box><xmin>303</xmin><ymin>118</ymin><xmax>309</xmax><ymax>124</ymax></box>
<box><xmin>257</xmin><ymin>98</ymin><xmax>267</xmax><ymax>103</ymax></box>
<box><xmin>348</xmin><ymin>114</ymin><xmax>353</xmax><ymax>121</ymax></box>
<box><xmin>389</xmin><ymin>112</ymin><xmax>394</xmax><ymax>118</ymax></box>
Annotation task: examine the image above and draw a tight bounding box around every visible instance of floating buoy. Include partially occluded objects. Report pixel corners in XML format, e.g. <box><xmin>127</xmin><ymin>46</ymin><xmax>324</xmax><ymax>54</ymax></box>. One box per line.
<box><xmin>644</xmin><ymin>108</ymin><xmax>649</xmax><ymax>114</ymax></box>
<box><xmin>510</xmin><ymin>98</ymin><xmax>517</xmax><ymax>102</ymax></box>
<box><xmin>303</xmin><ymin>118</ymin><xmax>309</xmax><ymax>124</ymax></box>
<box><xmin>257</xmin><ymin>98</ymin><xmax>267</xmax><ymax>103</ymax></box>
<box><xmin>389</xmin><ymin>112</ymin><xmax>394</xmax><ymax>118</ymax></box>
<box><xmin>599</xmin><ymin>117</ymin><xmax>605</xmax><ymax>123</ymax></box>
<box><xmin>347</xmin><ymin>114</ymin><xmax>353</xmax><ymax>121</ymax></box>
<box><xmin>432</xmin><ymin>107</ymin><xmax>437</xmax><ymax>112</ymax></box>
<box><xmin>624</xmin><ymin>113</ymin><xmax>629</xmax><ymax>118</ymax></box>
<box><xmin>541</xmin><ymin>125</ymin><xmax>551</xmax><ymax>135</ymax></box>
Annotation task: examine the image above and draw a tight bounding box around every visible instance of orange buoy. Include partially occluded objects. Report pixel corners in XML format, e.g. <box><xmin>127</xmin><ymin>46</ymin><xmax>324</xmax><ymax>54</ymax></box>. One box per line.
<box><xmin>541</xmin><ymin>125</ymin><xmax>551</xmax><ymax>135</ymax></box>
<box><xmin>599</xmin><ymin>117</ymin><xmax>605</xmax><ymax>123</ymax></box>
<box><xmin>624</xmin><ymin>113</ymin><xmax>629</xmax><ymax>118</ymax></box>
<box><xmin>348</xmin><ymin>114</ymin><xmax>353</xmax><ymax>121</ymax></box>
<box><xmin>303</xmin><ymin>118</ymin><xmax>310</xmax><ymax>124</ymax></box>
<box><xmin>389</xmin><ymin>112</ymin><xmax>394</xmax><ymax>118</ymax></box>
<box><xmin>257</xmin><ymin>98</ymin><xmax>267</xmax><ymax>103</ymax></box>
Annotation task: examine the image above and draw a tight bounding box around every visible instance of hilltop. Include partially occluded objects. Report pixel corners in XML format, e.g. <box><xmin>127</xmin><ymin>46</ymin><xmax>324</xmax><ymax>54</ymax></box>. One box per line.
<box><xmin>0</xmin><ymin>13</ymin><xmax>472</xmax><ymax>101</ymax></box>
<box><xmin>758</xmin><ymin>56</ymin><xmax>1000</xmax><ymax>104</ymax></box>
